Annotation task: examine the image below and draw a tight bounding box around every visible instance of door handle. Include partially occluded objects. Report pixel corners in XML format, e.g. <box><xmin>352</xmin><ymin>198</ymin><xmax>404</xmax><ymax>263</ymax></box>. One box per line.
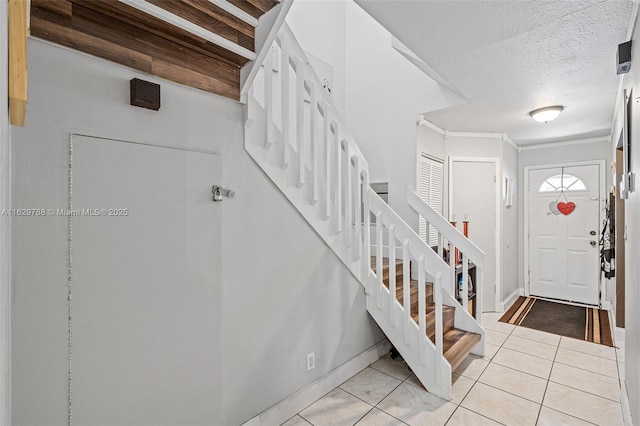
<box><xmin>590</xmin><ymin>240</ymin><xmax>597</xmax><ymax>247</ymax></box>
<box><xmin>590</xmin><ymin>231</ymin><xmax>597</xmax><ymax>236</ymax></box>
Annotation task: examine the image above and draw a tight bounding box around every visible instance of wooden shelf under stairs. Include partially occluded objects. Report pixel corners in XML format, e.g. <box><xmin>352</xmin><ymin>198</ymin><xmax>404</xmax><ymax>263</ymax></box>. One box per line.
<box><xmin>373</xmin><ymin>258</ymin><xmax>481</xmax><ymax>372</ymax></box>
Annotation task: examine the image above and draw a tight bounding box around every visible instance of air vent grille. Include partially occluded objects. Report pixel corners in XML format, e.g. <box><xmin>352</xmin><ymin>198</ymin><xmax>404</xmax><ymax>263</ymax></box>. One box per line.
<box><xmin>130</xmin><ymin>78</ymin><xmax>161</xmax><ymax>111</ymax></box>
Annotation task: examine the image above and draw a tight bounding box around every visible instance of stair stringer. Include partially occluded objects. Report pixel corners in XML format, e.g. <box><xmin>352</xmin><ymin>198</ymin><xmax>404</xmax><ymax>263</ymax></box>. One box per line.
<box><xmin>244</xmin><ymin>95</ymin><xmax>365</xmax><ymax>283</ymax></box>
<box><xmin>365</xmin><ymin>278</ymin><xmax>452</xmax><ymax>399</ymax></box>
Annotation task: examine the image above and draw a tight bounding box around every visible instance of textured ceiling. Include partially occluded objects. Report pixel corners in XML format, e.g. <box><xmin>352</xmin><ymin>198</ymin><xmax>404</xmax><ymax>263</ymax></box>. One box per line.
<box><xmin>354</xmin><ymin>0</ymin><xmax>635</xmax><ymax>145</ymax></box>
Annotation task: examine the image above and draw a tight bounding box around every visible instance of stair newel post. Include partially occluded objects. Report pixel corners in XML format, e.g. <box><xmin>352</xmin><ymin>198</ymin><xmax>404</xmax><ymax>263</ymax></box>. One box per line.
<box><xmin>353</xmin><ymin>157</ymin><xmax>362</xmax><ymax>261</ymax></box>
<box><xmin>388</xmin><ymin>224</ymin><xmax>397</xmax><ymax>327</ymax></box>
<box><xmin>279</xmin><ymin>34</ymin><xmax>290</xmax><ymax>169</ymax></box>
<box><xmin>418</xmin><ymin>254</ymin><xmax>427</xmax><ymax>365</ymax></box>
<box><xmin>264</xmin><ymin>41</ymin><xmax>275</xmax><ymax>149</ymax></box>
<box><xmin>310</xmin><ymin>80</ymin><xmax>319</xmax><ymax>205</ymax></box>
<box><xmin>294</xmin><ymin>59</ymin><xmax>306</xmax><ymax>189</ymax></box>
<box><xmin>376</xmin><ymin>212</ymin><xmax>384</xmax><ymax>310</ymax></box>
<box><xmin>434</xmin><ymin>270</ymin><xmax>444</xmax><ymax>386</ymax></box>
<box><xmin>344</xmin><ymin>143</ymin><xmax>353</xmax><ymax>248</ymax></box>
<box><xmin>475</xmin><ymin>266</ymin><xmax>483</xmax><ymax>325</ymax></box>
<box><xmin>362</xmin><ymin>174</ymin><xmax>371</xmax><ymax>292</ymax></box>
<box><xmin>402</xmin><ymin>240</ymin><xmax>410</xmax><ymax>344</ymax></box>
<box><xmin>321</xmin><ymin>107</ymin><xmax>331</xmax><ymax>220</ymax></box>
<box><xmin>462</xmin><ymin>254</ymin><xmax>469</xmax><ymax>313</ymax></box>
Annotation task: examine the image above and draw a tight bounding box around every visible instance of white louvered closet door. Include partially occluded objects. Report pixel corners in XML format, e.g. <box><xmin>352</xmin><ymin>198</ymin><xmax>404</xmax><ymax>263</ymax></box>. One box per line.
<box><xmin>418</xmin><ymin>155</ymin><xmax>444</xmax><ymax>247</ymax></box>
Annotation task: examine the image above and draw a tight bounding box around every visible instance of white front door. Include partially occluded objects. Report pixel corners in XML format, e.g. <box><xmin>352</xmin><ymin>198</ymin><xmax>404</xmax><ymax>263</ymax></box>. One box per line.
<box><xmin>528</xmin><ymin>164</ymin><xmax>601</xmax><ymax>305</ymax></box>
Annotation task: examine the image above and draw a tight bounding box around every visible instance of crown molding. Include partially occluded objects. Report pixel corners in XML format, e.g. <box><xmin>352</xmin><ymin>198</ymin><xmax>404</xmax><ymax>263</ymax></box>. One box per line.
<box><xmin>519</xmin><ymin>135</ymin><xmax>612</xmax><ymax>151</ymax></box>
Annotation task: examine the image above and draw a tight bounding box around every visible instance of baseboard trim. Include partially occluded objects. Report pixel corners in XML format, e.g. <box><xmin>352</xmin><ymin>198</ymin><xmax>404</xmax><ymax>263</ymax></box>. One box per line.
<box><xmin>242</xmin><ymin>339</ymin><xmax>391</xmax><ymax>426</ymax></box>
<box><xmin>496</xmin><ymin>288</ymin><xmax>522</xmax><ymax>312</ymax></box>
<box><xmin>615</xmin><ymin>327</ymin><xmax>625</xmax><ymax>344</ymax></box>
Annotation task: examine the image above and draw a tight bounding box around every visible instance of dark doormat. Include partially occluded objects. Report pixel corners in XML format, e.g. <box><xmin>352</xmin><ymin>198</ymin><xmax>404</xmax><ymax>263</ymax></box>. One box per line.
<box><xmin>499</xmin><ymin>296</ymin><xmax>613</xmax><ymax>346</ymax></box>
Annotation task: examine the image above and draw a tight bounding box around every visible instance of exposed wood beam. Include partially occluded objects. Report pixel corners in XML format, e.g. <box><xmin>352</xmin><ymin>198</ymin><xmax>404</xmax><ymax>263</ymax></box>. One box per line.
<box><xmin>8</xmin><ymin>0</ymin><xmax>28</xmax><ymax>126</ymax></box>
<box><xmin>117</xmin><ymin>0</ymin><xmax>256</xmax><ymax>61</ymax></box>
<box><xmin>207</xmin><ymin>0</ymin><xmax>258</xmax><ymax>27</ymax></box>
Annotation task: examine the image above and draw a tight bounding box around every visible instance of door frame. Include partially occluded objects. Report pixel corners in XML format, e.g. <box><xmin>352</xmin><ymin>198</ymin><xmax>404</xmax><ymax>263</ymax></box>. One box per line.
<box><xmin>448</xmin><ymin>156</ymin><xmax>501</xmax><ymax>312</ymax></box>
<box><xmin>523</xmin><ymin>159</ymin><xmax>606</xmax><ymax>304</ymax></box>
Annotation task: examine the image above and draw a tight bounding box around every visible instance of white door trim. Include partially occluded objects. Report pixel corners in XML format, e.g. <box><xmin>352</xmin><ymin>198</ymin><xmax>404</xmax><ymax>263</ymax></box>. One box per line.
<box><xmin>448</xmin><ymin>156</ymin><xmax>501</xmax><ymax>312</ymax></box>
<box><xmin>523</xmin><ymin>159</ymin><xmax>606</xmax><ymax>305</ymax></box>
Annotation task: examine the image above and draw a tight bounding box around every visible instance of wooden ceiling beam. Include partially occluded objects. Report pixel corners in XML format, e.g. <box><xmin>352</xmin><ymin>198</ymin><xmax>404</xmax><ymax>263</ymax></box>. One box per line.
<box><xmin>206</xmin><ymin>0</ymin><xmax>258</xmax><ymax>27</ymax></box>
<box><xmin>146</xmin><ymin>0</ymin><xmax>254</xmax><ymax>51</ymax></box>
<box><xmin>227</xmin><ymin>0</ymin><xmax>278</xmax><ymax>19</ymax></box>
<box><xmin>117</xmin><ymin>0</ymin><xmax>256</xmax><ymax>61</ymax></box>
<box><xmin>9</xmin><ymin>0</ymin><xmax>28</xmax><ymax>126</ymax></box>
<box><xmin>68</xmin><ymin>0</ymin><xmax>247</xmax><ymax>68</ymax></box>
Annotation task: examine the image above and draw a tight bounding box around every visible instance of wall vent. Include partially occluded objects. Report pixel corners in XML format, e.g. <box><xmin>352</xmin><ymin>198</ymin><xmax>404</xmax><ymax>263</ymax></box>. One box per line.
<box><xmin>130</xmin><ymin>78</ymin><xmax>161</xmax><ymax>111</ymax></box>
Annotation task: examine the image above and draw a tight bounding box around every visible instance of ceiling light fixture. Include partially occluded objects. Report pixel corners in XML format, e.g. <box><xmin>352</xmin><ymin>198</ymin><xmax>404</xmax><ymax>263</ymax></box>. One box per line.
<box><xmin>529</xmin><ymin>106</ymin><xmax>564</xmax><ymax>123</ymax></box>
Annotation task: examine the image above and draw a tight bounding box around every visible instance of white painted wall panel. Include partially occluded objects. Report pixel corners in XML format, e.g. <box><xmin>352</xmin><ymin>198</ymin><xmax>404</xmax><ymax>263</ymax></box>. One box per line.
<box><xmin>71</xmin><ymin>137</ymin><xmax>222</xmax><ymax>425</ymax></box>
<box><xmin>345</xmin><ymin>1</ymin><xmax>456</xmax><ymax>231</ymax></box>
<box><xmin>0</xmin><ymin>2</ymin><xmax>11</xmax><ymax>424</ymax></box>
<box><xmin>12</xmin><ymin>38</ymin><xmax>383</xmax><ymax>425</ymax></box>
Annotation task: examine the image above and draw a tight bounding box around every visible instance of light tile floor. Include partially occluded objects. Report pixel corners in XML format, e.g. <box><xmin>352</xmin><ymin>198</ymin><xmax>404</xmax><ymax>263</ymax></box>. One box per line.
<box><xmin>283</xmin><ymin>312</ymin><xmax>626</xmax><ymax>426</ymax></box>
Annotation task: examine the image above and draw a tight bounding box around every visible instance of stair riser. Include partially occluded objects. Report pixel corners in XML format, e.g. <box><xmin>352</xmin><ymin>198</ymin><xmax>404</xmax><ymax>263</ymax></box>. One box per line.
<box><xmin>427</xmin><ymin>314</ymin><xmax>455</xmax><ymax>343</ymax></box>
<box><xmin>376</xmin><ymin>262</ymin><xmax>410</xmax><ymax>283</ymax></box>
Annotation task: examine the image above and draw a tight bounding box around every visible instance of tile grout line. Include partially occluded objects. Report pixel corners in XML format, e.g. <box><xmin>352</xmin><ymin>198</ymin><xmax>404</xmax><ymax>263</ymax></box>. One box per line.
<box><xmin>552</xmin><ymin>358</ymin><xmax>620</xmax><ymax>379</ymax></box>
<box><xmin>539</xmin><ymin>341</ymin><xmax>615</xmax><ymax>425</ymax></box>
<box><xmin>558</xmin><ymin>342</ymin><xmax>619</xmax><ymax>361</ymax></box>
<box><xmin>336</xmin><ymin>366</ymin><xmax>410</xmax><ymax>425</ymax></box>
<box><xmin>534</xmin><ymin>336</ymin><xmax>559</xmax><ymax>425</ymax></box>
<box><xmin>452</xmin><ymin>317</ymin><xmax>513</xmax><ymax>425</ymax></box>
<box><xmin>546</xmin><ymin>378</ymin><xmax>622</xmax><ymax>404</ymax></box>
<box><xmin>368</xmin><ymin>359</ymin><xmax>413</xmax><ymax>382</ymax></box>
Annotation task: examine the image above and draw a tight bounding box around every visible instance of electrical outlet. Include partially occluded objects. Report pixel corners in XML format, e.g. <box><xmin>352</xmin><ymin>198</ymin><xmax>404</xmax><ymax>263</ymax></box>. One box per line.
<box><xmin>306</xmin><ymin>352</ymin><xmax>315</xmax><ymax>371</ymax></box>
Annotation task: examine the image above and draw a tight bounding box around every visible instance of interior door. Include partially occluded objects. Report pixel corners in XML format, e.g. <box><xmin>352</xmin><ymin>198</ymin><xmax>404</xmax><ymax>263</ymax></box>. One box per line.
<box><xmin>71</xmin><ymin>135</ymin><xmax>222</xmax><ymax>425</ymax></box>
<box><xmin>451</xmin><ymin>159</ymin><xmax>497</xmax><ymax>312</ymax></box>
<box><xmin>528</xmin><ymin>164</ymin><xmax>600</xmax><ymax>305</ymax></box>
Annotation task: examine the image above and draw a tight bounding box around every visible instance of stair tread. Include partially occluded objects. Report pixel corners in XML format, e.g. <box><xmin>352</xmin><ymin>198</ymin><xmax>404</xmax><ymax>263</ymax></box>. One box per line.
<box><xmin>443</xmin><ymin>328</ymin><xmax>482</xmax><ymax>371</ymax></box>
<box><xmin>371</xmin><ymin>257</ymin><xmax>481</xmax><ymax>377</ymax></box>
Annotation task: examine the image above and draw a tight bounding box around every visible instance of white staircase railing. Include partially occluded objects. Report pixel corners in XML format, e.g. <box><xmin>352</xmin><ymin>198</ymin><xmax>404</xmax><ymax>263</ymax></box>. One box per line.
<box><xmin>243</xmin><ymin>22</ymin><xmax>484</xmax><ymax>400</ymax></box>
<box><xmin>408</xmin><ymin>189</ymin><xmax>486</xmax><ymax>326</ymax></box>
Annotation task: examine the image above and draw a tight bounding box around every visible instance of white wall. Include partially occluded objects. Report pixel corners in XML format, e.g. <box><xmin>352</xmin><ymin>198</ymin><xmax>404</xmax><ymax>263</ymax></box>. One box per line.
<box><xmin>518</xmin><ymin>140</ymin><xmax>613</xmax><ymax>306</ymax></box>
<box><xmin>11</xmin><ymin>39</ymin><xmax>233</xmax><ymax>425</ymax></box>
<box><xmin>1</xmin><ymin>2</ymin><xmax>11</xmax><ymax>424</ymax></box>
<box><xmin>11</xmin><ymin>39</ymin><xmax>383</xmax><ymax>425</ymax></box>
<box><xmin>221</xmin><ymin>136</ymin><xmax>383</xmax><ymax>424</ymax></box>
<box><xmin>616</xmin><ymin>14</ymin><xmax>640</xmax><ymax>421</ymax></box>
<box><xmin>345</xmin><ymin>1</ymin><xmax>456</xmax><ymax>231</ymax></box>
<box><xmin>417</xmin><ymin>126</ymin><xmax>446</xmax><ymax>164</ymax></box>
<box><xmin>285</xmin><ymin>1</ymin><xmax>459</xmax><ymax>231</ymax></box>
<box><xmin>502</xmin><ymin>142</ymin><xmax>519</xmax><ymax>302</ymax></box>
<box><xmin>286</xmin><ymin>0</ymin><xmax>347</xmax><ymax>118</ymax></box>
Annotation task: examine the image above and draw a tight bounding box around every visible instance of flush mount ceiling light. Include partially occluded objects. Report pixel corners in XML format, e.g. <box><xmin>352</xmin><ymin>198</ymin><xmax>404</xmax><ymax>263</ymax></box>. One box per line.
<box><xmin>529</xmin><ymin>106</ymin><xmax>564</xmax><ymax>123</ymax></box>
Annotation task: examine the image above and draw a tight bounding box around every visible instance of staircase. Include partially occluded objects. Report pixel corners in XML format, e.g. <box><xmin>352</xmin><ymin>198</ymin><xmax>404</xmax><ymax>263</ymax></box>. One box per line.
<box><xmin>242</xmin><ymin>21</ymin><xmax>485</xmax><ymax>400</ymax></box>
<box><xmin>375</xmin><ymin>258</ymin><xmax>481</xmax><ymax>372</ymax></box>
